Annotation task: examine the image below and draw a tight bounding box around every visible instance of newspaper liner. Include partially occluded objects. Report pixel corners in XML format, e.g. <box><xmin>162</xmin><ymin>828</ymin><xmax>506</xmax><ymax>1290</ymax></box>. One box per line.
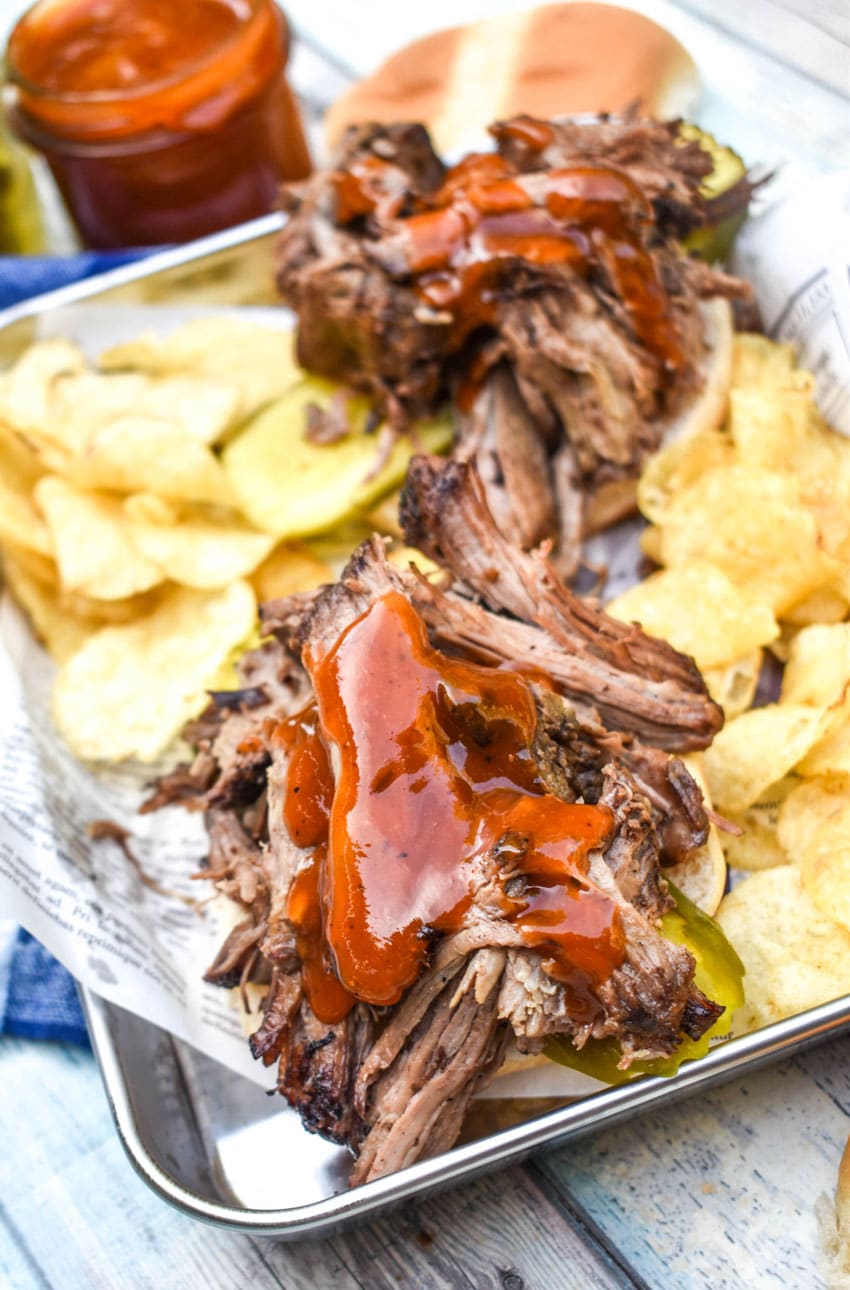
<box><xmin>732</xmin><ymin>169</ymin><xmax>850</xmax><ymax>436</ymax></box>
<box><xmin>2</xmin><ymin>177</ymin><xmax>849</xmax><ymax>1099</ymax></box>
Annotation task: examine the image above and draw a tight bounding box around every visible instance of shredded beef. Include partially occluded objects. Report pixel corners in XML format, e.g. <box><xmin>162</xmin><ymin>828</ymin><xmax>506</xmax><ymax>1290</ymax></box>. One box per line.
<box><xmin>149</xmin><ymin>530</ymin><xmax>725</xmax><ymax>1185</ymax></box>
<box><xmin>399</xmin><ymin>455</ymin><xmax>722</xmax><ymax>751</ymax></box>
<box><xmin>276</xmin><ymin>114</ymin><xmax>751</xmax><ymax>564</ymax></box>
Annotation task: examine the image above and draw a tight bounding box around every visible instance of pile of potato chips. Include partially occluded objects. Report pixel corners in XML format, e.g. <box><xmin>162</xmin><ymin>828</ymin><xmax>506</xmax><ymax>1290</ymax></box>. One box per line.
<box><xmin>0</xmin><ymin>317</ymin><xmax>450</xmax><ymax>761</ymax></box>
<box><xmin>608</xmin><ymin>335</ymin><xmax>850</xmax><ymax>1034</ymax></box>
<box><xmin>9</xmin><ymin>313</ymin><xmax>850</xmax><ymax>1037</ymax></box>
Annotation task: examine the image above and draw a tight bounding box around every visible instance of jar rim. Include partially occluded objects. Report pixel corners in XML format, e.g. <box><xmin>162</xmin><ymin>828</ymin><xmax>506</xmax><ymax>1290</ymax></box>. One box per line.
<box><xmin>6</xmin><ymin>0</ymin><xmax>287</xmax><ymax>108</ymax></box>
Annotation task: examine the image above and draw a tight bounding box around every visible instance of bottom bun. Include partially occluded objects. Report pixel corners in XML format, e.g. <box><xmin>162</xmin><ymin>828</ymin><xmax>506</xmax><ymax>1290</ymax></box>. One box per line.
<box><xmin>662</xmin><ymin>297</ymin><xmax>735</xmax><ymax>447</ymax></box>
<box><xmin>668</xmin><ymin>753</ymin><xmax>727</xmax><ymax>917</ymax></box>
<box><xmin>583</xmin><ymin>298</ymin><xmax>734</xmax><ymax>537</ymax></box>
<box><xmin>817</xmin><ymin>1131</ymin><xmax>850</xmax><ymax>1281</ymax></box>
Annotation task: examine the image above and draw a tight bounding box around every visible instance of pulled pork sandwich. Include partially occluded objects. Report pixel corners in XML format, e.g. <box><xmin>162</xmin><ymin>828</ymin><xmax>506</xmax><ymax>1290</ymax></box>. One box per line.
<box><xmin>275</xmin><ymin>114</ymin><xmax>752</xmax><ymax>571</ymax></box>
<box><xmin>146</xmin><ymin>457</ymin><xmax>731</xmax><ymax>1186</ymax></box>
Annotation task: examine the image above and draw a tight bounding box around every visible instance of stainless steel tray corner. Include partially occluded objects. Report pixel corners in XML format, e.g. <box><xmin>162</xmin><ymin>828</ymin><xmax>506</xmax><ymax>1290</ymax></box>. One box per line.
<box><xmin>6</xmin><ymin>194</ymin><xmax>850</xmax><ymax>1237</ymax></box>
<box><xmin>80</xmin><ymin>986</ymin><xmax>850</xmax><ymax>1238</ymax></box>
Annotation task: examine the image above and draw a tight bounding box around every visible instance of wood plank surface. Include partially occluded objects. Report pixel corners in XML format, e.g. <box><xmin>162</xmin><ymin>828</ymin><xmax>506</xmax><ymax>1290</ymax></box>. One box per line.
<box><xmin>0</xmin><ymin>1036</ymin><xmax>633</xmax><ymax>1290</ymax></box>
<box><xmin>541</xmin><ymin>1040</ymin><xmax>850</xmax><ymax>1288</ymax></box>
<box><xmin>5</xmin><ymin>1028</ymin><xmax>850</xmax><ymax>1288</ymax></box>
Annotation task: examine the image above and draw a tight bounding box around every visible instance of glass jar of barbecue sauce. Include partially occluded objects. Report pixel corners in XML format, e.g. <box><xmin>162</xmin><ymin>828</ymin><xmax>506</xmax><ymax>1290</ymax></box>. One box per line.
<box><xmin>4</xmin><ymin>0</ymin><xmax>312</xmax><ymax>249</ymax></box>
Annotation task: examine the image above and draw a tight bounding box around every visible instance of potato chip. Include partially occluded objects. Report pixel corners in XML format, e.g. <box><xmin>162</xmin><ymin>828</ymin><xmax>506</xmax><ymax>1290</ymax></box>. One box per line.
<box><xmin>720</xmin><ymin>776</ymin><xmax>795</xmax><ymax>872</ymax></box>
<box><xmin>2</xmin><ymin>542</ymin><xmax>58</xmax><ymax>587</ymax></box>
<box><xmin>249</xmin><ymin>541</ymin><xmax>331</xmax><ymax>603</ymax></box>
<box><xmin>638</xmin><ymin>524</ymin><xmax>663</xmax><ymax>564</ymax></box>
<box><xmin>52</xmin><ymin>580</ymin><xmax>256</xmax><ymax>761</ymax></box>
<box><xmin>3</xmin><ymin>555</ymin><xmax>98</xmax><ymax>661</ymax></box>
<box><xmin>0</xmin><ymin>428</ymin><xmax>53</xmax><ymax>555</ymax></box>
<box><xmin>0</xmin><ymin>419</ymin><xmax>44</xmax><ymax>483</ymax></box>
<box><xmin>99</xmin><ymin>317</ymin><xmax>301</xmax><ymax>423</ymax></box>
<box><xmin>716</xmin><ymin>867</ymin><xmax>850</xmax><ymax>1034</ymax></box>
<box><xmin>386</xmin><ymin>546</ymin><xmax>441</xmax><ymax>580</ymax></box>
<box><xmin>57</xmin><ymin>586</ymin><xmax>164</xmax><ymax>623</ymax></box>
<box><xmin>35</xmin><ymin>477</ymin><xmax>163</xmax><ymax>600</ymax></box>
<box><xmin>802</xmin><ymin>816</ymin><xmax>850</xmax><ymax>927</ymax></box>
<box><xmin>636</xmin><ymin>427</ymin><xmax>732</xmax><ymax>525</ymax></box>
<box><xmin>223</xmin><ymin>379</ymin><xmax>453</xmax><ymax>537</ymax></box>
<box><xmin>727</xmin><ymin>382</ymin><xmax>813</xmax><ymax>473</ymax></box>
<box><xmin>0</xmin><ymin>330</ymin><xmax>245</xmax><ymax>456</ymax></box>
<box><xmin>792</xmin><ymin>438</ymin><xmax>850</xmax><ymax>558</ymax></box>
<box><xmin>702</xmin><ymin>650</ymin><xmax>762</xmax><ymax>720</ymax></box>
<box><xmin>784</xmin><ymin>586</ymin><xmax>849</xmax><ymax>626</ymax></box>
<box><xmin>785</xmin><ymin>628</ymin><xmax>850</xmax><ymax>774</ymax></box>
<box><xmin>658</xmin><ymin>464</ymin><xmax>837</xmax><ymax>614</ymax></box>
<box><xmin>781</xmin><ymin>622</ymin><xmax>850</xmax><ymax>706</ymax></box>
<box><xmin>778</xmin><ymin>777</ymin><xmax>850</xmax><ymax>932</ymax></box>
<box><xmin>784</xmin><ymin>626</ymin><xmax>850</xmax><ymax>768</ymax></box>
<box><xmin>0</xmin><ymin>339</ymin><xmax>85</xmax><ymax>433</ymax></box>
<box><xmin>606</xmin><ymin>562</ymin><xmax>778</xmax><ymax>669</ymax></box>
<box><xmin>45</xmin><ymin>371</ymin><xmax>240</xmax><ymax>449</ymax></box>
<box><xmin>797</xmin><ymin>715</ymin><xmax>850</xmax><ymax>778</ymax></box>
<box><xmin>703</xmin><ymin>703</ymin><xmax>829</xmax><ymax>811</ymax></box>
<box><xmin>830</xmin><ymin>558</ymin><xmax>850</xmax><ymax>608</ymax></box>
<box><xmin>777</xmin><ymin>775</ymin><xmax>850</xmax><ymax>864</ymax></box>
<box><xmin>729</xmin><ymin>333</ymin><xmax>795</xmax><ymax>391</ymax></box>
<box><xmin>123</xmin><ymin>493</ymin><xmax>178</xmax><ymax>525</ymax></box>
<box><xmin>122</xmin><ymin>498</ymin><xmax>275</xmax><ymax>590</ymax></box>
<box><xmin>48</xmin><ymin>415</ymin><xmax>234</xmax><ymax>506</ymax></box>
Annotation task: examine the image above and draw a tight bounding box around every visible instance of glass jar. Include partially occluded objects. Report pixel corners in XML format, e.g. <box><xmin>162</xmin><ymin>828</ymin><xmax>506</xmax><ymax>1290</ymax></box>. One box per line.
<box><xmin>5</xmin><ymin>0</ymin><xmax>312</xmax><ymax>249</ymax></box>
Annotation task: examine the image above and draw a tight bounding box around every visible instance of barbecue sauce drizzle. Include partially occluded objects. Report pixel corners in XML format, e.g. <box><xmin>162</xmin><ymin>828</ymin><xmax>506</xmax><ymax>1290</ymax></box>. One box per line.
<box><xmin>331</xmin><ymin>121</ymin><xmax>683</xmax><ymax>380</ymax></box>
<box><xmin>279</xmin><ymin>591</ymin><xmax>621</xmax><ymax>1023</ymax></box>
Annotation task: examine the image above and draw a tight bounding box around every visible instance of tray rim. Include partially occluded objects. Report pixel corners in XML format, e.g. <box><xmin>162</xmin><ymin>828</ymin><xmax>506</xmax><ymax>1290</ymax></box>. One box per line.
<box><xmin>9</xmin><ymin>213</ymin><xmax>850</xmax><ymax>1237</ymax></box>
<box><xmin>82</xmin><ymin>986</ymin><xmax>850</xmax><ymax>1237</ymax></box>
<box><xmin>0</xmin><ymin>211</ymin><xmax>284</xmax><ymax>327</ymax></box>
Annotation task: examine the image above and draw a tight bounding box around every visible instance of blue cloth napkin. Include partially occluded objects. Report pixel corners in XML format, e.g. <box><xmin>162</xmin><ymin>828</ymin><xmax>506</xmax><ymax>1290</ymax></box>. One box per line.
<box><xmin>0</xmin><ymin>249</ymin><xmax>152</xmax><ymax>310</ymax></box>
<box><xmin>0</xmin><ymin>928</ymin><xmax>89</xmax><ymax>1046</ymax></box>
<box><xmin>1</xmin><ymin>248</ymin><xmax>158</xmax><ymax>1047</ymax></box>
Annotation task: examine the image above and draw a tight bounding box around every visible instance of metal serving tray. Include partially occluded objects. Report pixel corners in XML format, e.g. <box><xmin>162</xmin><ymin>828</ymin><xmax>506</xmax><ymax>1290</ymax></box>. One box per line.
<box><xmin>6</xmin><ymin>205</ymin><xmax>850</xmax><ymax>1238</ymax></box>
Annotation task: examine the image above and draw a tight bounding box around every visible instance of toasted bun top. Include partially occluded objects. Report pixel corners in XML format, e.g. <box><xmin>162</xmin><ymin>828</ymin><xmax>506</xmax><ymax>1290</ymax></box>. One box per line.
<box><xmin>324</xmin><ymin>3</ymin><xmax>700</xmax><ymax>157</ymax></box>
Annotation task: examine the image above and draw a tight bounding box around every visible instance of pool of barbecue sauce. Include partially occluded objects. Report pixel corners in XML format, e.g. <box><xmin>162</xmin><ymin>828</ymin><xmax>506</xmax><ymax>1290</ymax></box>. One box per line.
<box><xmin>273</xmin><ymin>591</ymin><xmax>621</xmax><ymax>1026</ymax></box>
<box><xmin>330</xmin><ymin>121</ymin><xmax>682</xmax><ymax>391</ymax></box>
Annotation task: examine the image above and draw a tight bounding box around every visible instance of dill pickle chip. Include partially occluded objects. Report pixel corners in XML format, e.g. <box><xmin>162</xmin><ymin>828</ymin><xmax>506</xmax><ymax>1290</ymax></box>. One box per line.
<box><xmin>679</xmin><ymin>123</ymin><xmax>748</xmax><ymax>262</ymax></box>
<box><xmin>222</xmin><ymin>377</ymin><xmax>453</xmax><ymax>538</ymax></box>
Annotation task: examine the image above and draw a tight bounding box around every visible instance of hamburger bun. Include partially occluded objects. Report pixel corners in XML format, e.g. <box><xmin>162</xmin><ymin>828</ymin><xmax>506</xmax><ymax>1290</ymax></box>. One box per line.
<box><xmin>817</xmin><ymin>1132</ymin><xmax>850</xmax><ymax>1282</ymax></box>
<box><xmin>325</xmin><ymin>3</ymin><xmax>701</xmax><ymax>158</ymax></box>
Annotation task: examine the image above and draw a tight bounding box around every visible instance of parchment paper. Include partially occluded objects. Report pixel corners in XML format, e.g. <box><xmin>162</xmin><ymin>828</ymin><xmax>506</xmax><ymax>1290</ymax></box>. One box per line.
<box><xmin>733</xmin><ymin>169</ymin><xmax>850</xmax><ymax>434</ymax></box>
<box><xmin>2</xmin><ymin>170</ymin><xmax>848</xmax><ymax>1095</ymax></box>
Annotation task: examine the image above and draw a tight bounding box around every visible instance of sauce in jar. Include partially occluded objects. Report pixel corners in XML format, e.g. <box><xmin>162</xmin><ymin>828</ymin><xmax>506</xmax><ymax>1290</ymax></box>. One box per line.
<box><xmin>281</xmin><ymin>590</ymin><xmax>621</xmax><ymax>1026</ymax></box>
<box><xmin>6</xmin><ymin>0</ymin><xmax>311</xmax><ymax>247</ymax></box>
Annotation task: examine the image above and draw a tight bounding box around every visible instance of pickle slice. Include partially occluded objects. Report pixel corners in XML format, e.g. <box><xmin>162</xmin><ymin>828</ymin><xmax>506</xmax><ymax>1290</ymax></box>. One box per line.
<box><xmin>543</xmin><ymin>883</ymin><xmax>745</xmax><ymax>1085</ymax></box>
<box><xmin>679</xmin><ymin>123</ymin><xmax>750</xmax><ymax>263</ymax></box>
<box><xmin>222</xmin><ymin>376</ymin><xmax>453</xmax><ymax>538</ymax></box>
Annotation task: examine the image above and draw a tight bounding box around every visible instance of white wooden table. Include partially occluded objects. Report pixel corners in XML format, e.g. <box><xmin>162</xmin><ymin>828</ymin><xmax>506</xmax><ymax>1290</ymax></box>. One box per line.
<box><xmin>1</xmin><ymin>2</ymin><xmax>849</xmax><ymax>1287</ymax></box>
